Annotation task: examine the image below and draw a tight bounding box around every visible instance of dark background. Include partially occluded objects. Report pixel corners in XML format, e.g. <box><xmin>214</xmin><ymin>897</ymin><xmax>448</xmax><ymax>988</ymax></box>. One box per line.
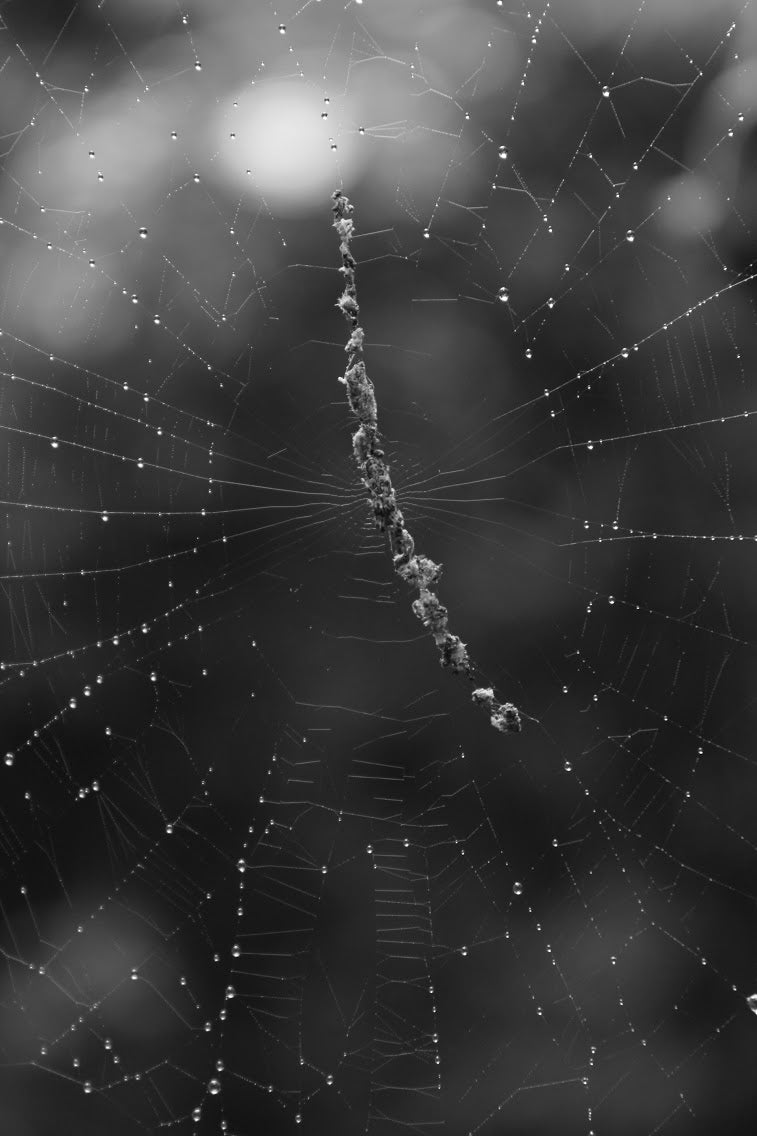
<box><xmin>2</xmin><ymin>1</ymin><xmax>757</xmax><ymax>1133</ymax></box>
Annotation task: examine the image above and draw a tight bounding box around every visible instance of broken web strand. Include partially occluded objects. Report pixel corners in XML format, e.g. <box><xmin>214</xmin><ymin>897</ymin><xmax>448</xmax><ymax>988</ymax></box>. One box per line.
<box><xmin>330</xmin><ymin>190</ymin><xmax>520</xmax><ymax>735</ymax></box>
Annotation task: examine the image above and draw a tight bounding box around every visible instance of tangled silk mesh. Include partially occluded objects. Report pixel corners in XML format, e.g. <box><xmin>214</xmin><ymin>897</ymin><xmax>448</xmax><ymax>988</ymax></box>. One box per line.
<box><xmin>1</xmin><ymin>2</ymin><xmax>757</xmax><ymax>1135</ymax></box>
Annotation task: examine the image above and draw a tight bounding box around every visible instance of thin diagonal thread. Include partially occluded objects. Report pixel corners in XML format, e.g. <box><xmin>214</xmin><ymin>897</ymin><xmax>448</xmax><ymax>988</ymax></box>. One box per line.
<box><xmin>331</xmin><ymin>190</ymin><xmax>520</xmax><ymax>734</ymax></box>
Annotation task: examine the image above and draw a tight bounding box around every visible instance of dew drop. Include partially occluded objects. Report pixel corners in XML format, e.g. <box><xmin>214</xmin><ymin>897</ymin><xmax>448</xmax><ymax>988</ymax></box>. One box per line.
<box><xmin>208</xmin><ymin>1078</ymin><xmax>221</xmax><ymax>1095</ymax></box>
<box><xmin>512</xmin><ymin>881</ymin><xmax>523</xmax><ymax>896</ymax></box>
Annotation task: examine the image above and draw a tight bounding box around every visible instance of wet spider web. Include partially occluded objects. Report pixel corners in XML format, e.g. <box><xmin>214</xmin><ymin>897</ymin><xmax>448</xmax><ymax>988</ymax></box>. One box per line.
<box><xmin>2</xmin><ymin>0</ymin><xmax>757</xmax><ymax>1133</ymax></box>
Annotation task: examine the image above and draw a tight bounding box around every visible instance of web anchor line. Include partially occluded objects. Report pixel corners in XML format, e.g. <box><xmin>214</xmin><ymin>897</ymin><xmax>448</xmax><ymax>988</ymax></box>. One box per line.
<box><xmin>330</xmin><ymin>190</ymin><xmax>521</xmax><ymax>734</ymax></box>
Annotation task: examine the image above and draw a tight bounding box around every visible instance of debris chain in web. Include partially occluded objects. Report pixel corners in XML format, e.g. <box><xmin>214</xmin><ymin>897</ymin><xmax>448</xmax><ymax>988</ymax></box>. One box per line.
<box><xmin>330</xmin><ymin>190</ymin><xmax>521</xmax><ymax>734</ymax></box>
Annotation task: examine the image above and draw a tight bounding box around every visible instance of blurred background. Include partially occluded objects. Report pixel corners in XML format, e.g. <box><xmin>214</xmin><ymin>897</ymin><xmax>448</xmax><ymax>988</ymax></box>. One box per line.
<box><xmin>2</xmin><ymin>0</ymin><xmax>757</xmax><ymax>1133</ymax></box>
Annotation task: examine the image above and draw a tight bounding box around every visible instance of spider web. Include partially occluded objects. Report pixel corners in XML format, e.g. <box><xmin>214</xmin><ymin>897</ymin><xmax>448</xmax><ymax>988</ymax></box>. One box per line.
<box><xmin>1</xmin><ymin>0</ymin><xmax>757</xmax><ymax>1133</ymax></box>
